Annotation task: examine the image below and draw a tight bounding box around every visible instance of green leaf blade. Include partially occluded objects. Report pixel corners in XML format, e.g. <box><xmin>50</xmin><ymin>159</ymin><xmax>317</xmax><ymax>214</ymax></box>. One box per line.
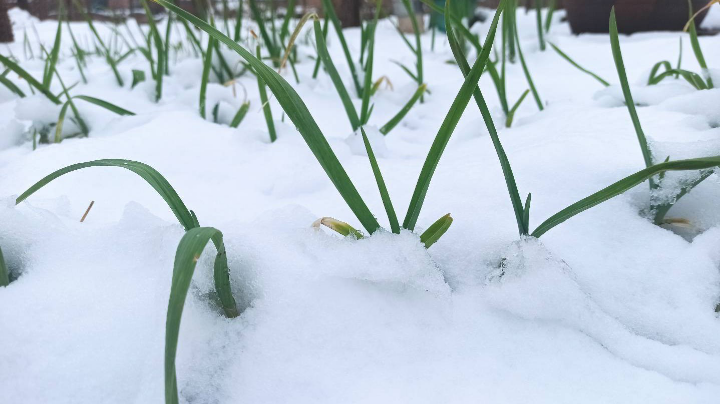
<box><xmin>16</xmin><ymin>159</ymin><xmax>196</xmax><ymax>231</ymax></box>
<box><xmin>402</xmin><ymin>0</ymin><xmax>505</xmax><ymax>231</ymax></box>
<box><xmin>531</xmin><ymin>157</ymin><xmax>720</xmax><ymax>238</ymax></box>
<box><xmin>152</xmin><ymin>0</ymin><xmax>380</xmax><ymax>234</ymax></box>
<box><xmin>361</xmin><ymin>128</ymin><xmax>399</xmax><ymax>234</ymax></box>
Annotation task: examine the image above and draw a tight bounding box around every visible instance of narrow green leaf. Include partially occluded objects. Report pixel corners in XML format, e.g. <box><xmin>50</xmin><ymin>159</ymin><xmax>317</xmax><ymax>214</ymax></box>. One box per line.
<box><xmin>0</xmin><ymin>72</ymin><xmax>26</xmax><ymax>98</ymax></box>
<box><xmin>200</xmin><ymin>36</ymin><xmax>215</xmax><ymax>119</ymax></box>
<box><xmin>418</xmin><ymin>0</ymin><xmax>482</xmax><ymax>52</ymax></box>
<box><xmin>313</xmin><ymin>19</ymin><xmax>361</xmax><ymax>131</ymax></box>
<box><xmin>380</xmin><ymin>83</ymin><xmax>427</xmax><ymax>135</ymax></box>
<box><xmin>400</xmin><ymin>0</ymin><xmax>424</xmax><ymax>95</ymax></box>
<box><xmin>131</xmin><ymin>69</ymin><xmax>146</xmax><ymax>89</ymax></box>
<box><xmin>649</xmin><ymin>68</ymin><xmax>708</xmax><ymax>90</ymax></box>
<box><xmin>548</xmin><ymin>42</ymin><xmax>609</xmax><ymax>87</ymax></box>
<box><xmin>165</xmin><ymin>227</ymin><xmax>238</xmax><ymax>404</ymax></box>
<box><xmin>54</xmin><ymin>101</ymin><xmax>72</xmax><ymax>143</ymax></box>
<box><xmin>522</xmin><ymin>193</ymin><xmax>531</xmax><ymax>234</ymax></box>
<box><xmin>115</xmin><ymin>48</ymin><xmax>137</xmax><ymax>65</ymax></box>
<box><xmin>71</xmin><ymin>0</ymin><xmax>123</xmax><ymax>86</ymax></box>
<box><xmin>544</xmin><ymin>0</ymin><xmax>556</xmax><ymax>32</ymax></box>
<box><xmin>73</xmin><ymin>95</ymin><xmax>135</xmax><ymax>116</ymax></box>
<box><xmin>610</xmin><ymin>8</ymin><xmax>654</xmax><ymax>170</ymax></box>
<box><xmin>676</xmin><ymin>37</ymin><xmax>683</xmax><ymax>77</ymax></box>
<box><xmin>248</xmin><ymin>0</ymin><xmax>279</xmax><ymax>62</ymax></box>
<box><xmin>312</xmin><ymin>16</ymin><xmax>330</xmax><ymax>79</ymax></box>
<box><xmin>648</xmin><ymin>60</ymin><xmax>672</xmax><ymax>85</ymax></box>
<box><xmin>486</xmin><ymin>59</ymin><xmax>509</xmax><ymax>115</ymax></box>
<box><xmin>256</xmin><ymin>45</ymin><xmax>277</xmax><ymax>142</ymax></box>
<box><xmin>142</xmin><ymin>0</ymin><xmax>164</xmax><ymax>100</ymax></box>
<box><xmin>0</xmin><ymin>247</ymin><xmax>8</xmax><ymax>287</ymax></box>
<box><xmin>402</xmin><ymin>1</ymin><xmax>504</xmax><ymax>231</ymax></box>
<box><xmin>153</xmin><ymin>0</ymin><xmax>380</xmax><ymax>234</ymax></box>
<box><xmin>164</xmin><ymin>13</ymin><xmax>173</xmax><ymax>75</ymax></box>
<box><xmin>229</xmin><ymin>101</ymin><xmax>250</xmax><ymax>128</ymax></box>
<box><xmin>505</xmin><ymin>89</ymin><xmax>529</xmax><ymax>128</ymax></box>
<box><xmin>535</xmin><ymin>0</ymin><xmax>545</xmax><ymax>51</ymax></box>
<box><xmin>419</xmin><ymin>213</ymin><xmax>453</xmax><ymax>248</ymax></box>
<box><xmin>531</xmin><ymin>156</ymin><xmax>720</xmax><ymax>238</ymax></box>
<box><xmin>391</xmin><ymin>60</ymin><xmax>419</xmax><ymax>83</ymax></box>
<box><xmin>361</xmin><ymin>128</ymin><xmax>399</xmax><ymax>233</ymax></box>
<box><xmin>212</xmin><ymin>103</ymin><xmax>220</xmax><ymax>123</ymax></box>
<box><xmin>234</xmin><ymin>0</ymin><xmax>244</xmax><ymax>42</ymax></box>
<box><xmin>56</xmin><ymin>72</ymin><xmax>88</xmax><ymax>137</ymax></box>
<box><xmin>16</xmin><ymin>159</ymin><xmax>197</xmax><ymax>230</ymax></box>
<box><xmin>687</xmin><ymin>0</ymin><xmax>713</xmax><ymax>88</ymax></box>
<box><xmin>0</xmin><ymin>54</ymin><xmax>61</xmax><ymax>104</ymax></box>
<box><xmin>653</xmin><ymin>169</ymin><xmax>714</xmax><ymax>223</ymax></box>
<box><xmin>43</xmin><ymin>13</ymin><xmax>63</xmax><ymax>88</ymax></box>
<box><xmin>514</xmin><ymin>23</ymin><xmax>543</xmax><ymax>111</ymax></box>
<box><xmin>320</xmin><ymin>0</ymin><xmax>362</xmax><ymax>95</ymax></box>
<box><xmin>280</xmin><ymin>0</ymin><xmax>297</xmax><ymax>39</ymax></box>
<box><xmin>392</xmin><ymin>20</ymin><xmax>416</xmax><ymax>53</ymax></box>
<box><xmin>360</xmin><ymin>31</ymin><xmax>374</xmax><ymax>124</ymax></box>
<box><xmin>313</xmin><ymin>217</ymin><xmax>365</xmax><ymax>239</ymax></box>
<box><xmin>445</xmin><ymin>0</ymin><xmax>526</xmax><ymax>236</ymax></box>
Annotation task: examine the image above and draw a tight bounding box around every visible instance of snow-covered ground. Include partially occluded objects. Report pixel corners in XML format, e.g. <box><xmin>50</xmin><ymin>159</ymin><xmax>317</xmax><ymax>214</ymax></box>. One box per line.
<box><xmin>1</xmin><ymin>5</ymin><xmax>720</xmax><ymax>403</ymax></box>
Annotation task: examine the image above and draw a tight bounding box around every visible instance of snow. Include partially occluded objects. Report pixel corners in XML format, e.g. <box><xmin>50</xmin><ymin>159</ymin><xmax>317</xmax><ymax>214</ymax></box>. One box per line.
<box><xmin>1</xmin><ymin>5</ymin><xmax>720</xmax><ymax>404</ymax></box>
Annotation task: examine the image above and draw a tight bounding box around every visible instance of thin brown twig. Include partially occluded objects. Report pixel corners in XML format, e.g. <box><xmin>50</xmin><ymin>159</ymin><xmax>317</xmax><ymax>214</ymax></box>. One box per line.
<box><xmin>80</xmin><ymin>200</ymin><xmax>95</xmax><ymax>223</ymax></box>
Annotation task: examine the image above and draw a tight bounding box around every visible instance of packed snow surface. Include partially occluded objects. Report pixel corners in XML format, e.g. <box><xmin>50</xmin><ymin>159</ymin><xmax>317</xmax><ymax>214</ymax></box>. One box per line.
<box><xmin>2</xmin><ymin>5</ymin><xmax>720</xmax><ymax>403</ymax></box>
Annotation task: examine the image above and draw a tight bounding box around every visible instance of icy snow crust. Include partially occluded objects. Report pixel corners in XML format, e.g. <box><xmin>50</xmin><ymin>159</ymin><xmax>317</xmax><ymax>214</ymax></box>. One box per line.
<box><xmin>2</xmin><ymin>6</ymin><xmax>720</xmax><ymax>403</ymax></box>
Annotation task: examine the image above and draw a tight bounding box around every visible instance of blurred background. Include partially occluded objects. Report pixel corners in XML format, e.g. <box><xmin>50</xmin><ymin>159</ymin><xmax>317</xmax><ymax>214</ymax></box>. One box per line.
<box><xmin>0</xmin><ymin>0</ymin><xmax>715</xmax><ymax>44</ymax></box>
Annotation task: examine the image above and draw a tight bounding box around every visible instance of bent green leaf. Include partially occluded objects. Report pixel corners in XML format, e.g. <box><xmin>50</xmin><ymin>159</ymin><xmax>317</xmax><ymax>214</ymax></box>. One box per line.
<box><xmin>165</xmin><ymin>227</ymin><xmax>237</xmax><ymax>404</ymax></box>
<box><xmin>419</xmin><ymin>213</ymin><xmax>453</xmax><ymax>248</ymax></box>
<box><xmin>531</xmin><ymin>156</ymin><xmax>720</xmax><ymax>238</ymax></box>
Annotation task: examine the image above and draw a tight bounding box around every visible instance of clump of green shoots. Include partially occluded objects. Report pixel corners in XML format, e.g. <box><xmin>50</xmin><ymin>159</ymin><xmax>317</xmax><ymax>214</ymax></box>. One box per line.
<box><xmin>312</xmin><ymin>14</ymin><xmax>426</xmax><ymax>135</ymax></box>
<box><xmin>0</xmin><ymin>21</ymin><xmax>133</xmax><ymax>146</ymax></box>
<box><xmin>649</xmin><ymin>2</ymin><xmax>714</xmax><ymax>90</ymax></box>
<box><xmin>247</xmin><ymin>0</ymin><xmax>303</xmax><ymax>75</ymax></box>
<box><xmin>609</xmin><ymin>7</ymin><xmax>716</xmax><ymax>225</ymax></box>
<box><xmin>148</xmin><ymin>2</ymin><xmax>507</xmax><ymax>400</ymax></box>
<box><xmin>71</xmin><ymin>0</ymin><xmax>124</xmax><ymax>87</ymax></box>
<box><xmin>427</xmin><ymin>0</ymin><xmax>542</xmax><ymax>127</ymax></box>
<box><xmin>420</xmin><ymin>2</ymin><xmax>720</xmax><ymax>241</ymax></box>
<box><xmin>154</xmin><ymin>0</ymin><xmax>462</xmax><ymax>238</ymax></box>
<box><xmin>15</xmin><ymin>159</ymin><xmax>240</xmax><ymax>404</ymax></box>
<box><xmin>140</xmin><ymin>0</ymin><xmax>165</xmax><ymax>100</ymax></box>
<box><xmin>432</xmin><ymin>5</ymin><xmax>720</xmax><ymax>242</ymax></box>
<box><xmin>392</xmin><ymin>0</ymin><xmax>425</xmax><ymax>102</ymax></box>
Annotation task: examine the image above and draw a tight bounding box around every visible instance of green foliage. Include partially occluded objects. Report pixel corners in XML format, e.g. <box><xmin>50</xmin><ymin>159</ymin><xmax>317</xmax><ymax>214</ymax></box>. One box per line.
<box><xmin>153</xmin><ymin>0</ymin><xmax>380</xmax><ymax>233</ymax></box>
<box><xmin>165</xmin><ymin>227</ymin><xmax>235</xmax><ymax>404</ymax></box>
<box><xmin>256</xmin><ymin>45</ymin><xmax>277</xmax><ymax>142</ymax></box>
<box><xmin>141</xmin><ymin>0</ymin><xmax>165</xmax><ymax>100</ymax></box>
<box><xmin>548</xmin><ymin>42</ymin><xmax>609</xmax><ymax>87</ymax></box>
<box><xmin>0</xmin><ymin>54</ymin><xmax>61</xmax><ymax>104</ymax></box>
<box><xmin>531</xmin><ymin>157</ymin><xmax>720</xmax><ymax>237</ymax></box>
<box><xmin>419</xmin><ymin>213</ymin><xmax>453</xmax><ymax>248</ymax></box>
<box><xmin>403</xmin><ymin>0</ymin><xmax>504</xmax><ymax>231</ymax></box>
<box><xmin>0</xmin><ymin>247</ymin><xmax>8</xmax><ymax>287</ymax></box>
<box><xmin>610</xmin><ymin>9</ymin><xmax>654</xmax><ymax>172</ymax></box>
<box><xmin>361</xmin><ymin>128</ymin><xmax>400</xmax><ymax>234</ymax></box>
